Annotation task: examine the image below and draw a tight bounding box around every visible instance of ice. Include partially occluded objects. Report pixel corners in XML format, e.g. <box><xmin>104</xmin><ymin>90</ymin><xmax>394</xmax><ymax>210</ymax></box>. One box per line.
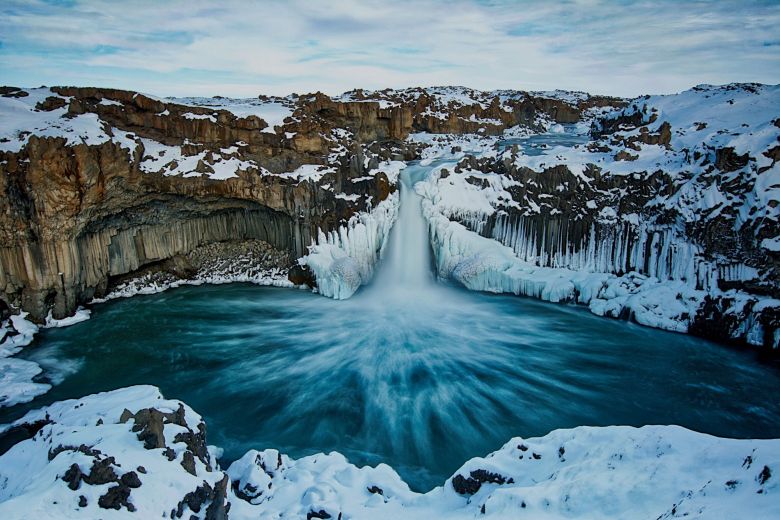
<box><xmin>300</xmin><ymin>193</ymin><xmax>400</xmax><ymax>299</ymax></box>
<box><xmin>44</xmin><ymin>307</ymin><xmax>91</xmax><ymax>328</ymax></box>
<box><xmin>419</xmin><ymin>192</ymin><xmax>720</xmax><ymax>335</ymax></box>
<box><xmin>0</xmin><ymin>357</ymin><xmax>50</xmax><ymax>408</ymax></box>
<box><xmin>0</xmin><ymin>313</ymin><xmax>48</xmax><ymax>407</ymax></box>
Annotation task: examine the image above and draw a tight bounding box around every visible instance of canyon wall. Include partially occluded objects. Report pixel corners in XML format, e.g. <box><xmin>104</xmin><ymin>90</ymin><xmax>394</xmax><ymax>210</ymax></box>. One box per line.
<box><xmin>419</xmin><ymin>84</ymin><xmax>779</xmax><ymax>348</ymax></box>
<box><xmin>0</xmin><ymin>85</ymin><xmax>602</xmax><ymax>321</ymax></box>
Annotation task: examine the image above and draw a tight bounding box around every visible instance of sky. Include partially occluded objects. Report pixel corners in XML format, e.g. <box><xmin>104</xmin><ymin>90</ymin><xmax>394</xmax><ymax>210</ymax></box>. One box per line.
<box><xmin>1</xmin><ymin>0</ymin><xmax>779</xmax><ymax>98</ymax></box>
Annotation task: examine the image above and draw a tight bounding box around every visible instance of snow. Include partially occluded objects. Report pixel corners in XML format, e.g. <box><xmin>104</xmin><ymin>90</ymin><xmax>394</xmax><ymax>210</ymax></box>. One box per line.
<box><xmin>139</xmin><ymin>138</ymin><xmax>259</xmax><ymax>180</ymax></box>
<box><xmin>0</xmin><ymin>312</ymin><xmax>47</xmax><ymax>407</ymax></box>
<box><xmin>418</xmin><ymin>164</ymin><xmax>518</xmax><ymax>220</ymax></box>
<box><xmin>763</xmin><ymin>237</ymin><xmax>780</xmax><ymax>252</ymax></box>
<box><xmin>417</xmin><ymin>170</ymin><xmax>777</xmax><ymax>339</ymax></box>
<box><xmin>92</xmin><ymin>268</ymin><xmax>293</xmax><ymax>304</ymax></box>
<box><xmin>277</xmin><ymin>164</ymin><xmax>335</xmax><ymax>183</ymax></box>
<box><xmin>44</xmin><ymin>307</ymin><xmax>91</xmax><ymax>328</ymax></box>
<box><xmin>182</xmin><ymin>112</ymin><xmax>217</xmax><ymax>122</ymax></box>
<box><xmin>408</xmin><ymin>83</ymin><xmax>780</xmax><ymax>345</ymax></box>
<box><xmin>0</xmin><ymin>88</ymin><xmax>134</xmax><ymax>155</ymax></box>
<box><xmin>0</xmin><ymin>386</ymin><xmax>228</xmax><ymax>519</ymax></box>
<box><xmin>170</xmin><ymin>97</ymin><xmax>294</xmax><ymax>133</ymax></box>
<box><xmin>300</xmin><ymin>193</ymin><xmax>399</xmax><ymax>299</ymax></box>
<box><xmin>408</xmin><ymin>132</ymin><xmax>499</xmax><ymax>162</ymax></box>
<box><xmin>335</xmin><ymin>192</ymin><xmax>361</xmax><ymax>202</ymax></box>
<box><xmin>1</xmin><ymin>386</ymin><xmax>778</xmax><ymax>519</ymax></box>
<box><xmin>368</xmin><ymin>159</ymin><xmax>407</xmax><ymax>184</ymax></box>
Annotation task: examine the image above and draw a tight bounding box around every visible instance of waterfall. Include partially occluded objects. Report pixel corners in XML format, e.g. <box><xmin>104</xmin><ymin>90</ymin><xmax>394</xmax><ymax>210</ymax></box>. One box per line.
<box><xmin>369</xmin><ymin>163</ymin><xmax>435</xmax><ymax>292</ymax></box>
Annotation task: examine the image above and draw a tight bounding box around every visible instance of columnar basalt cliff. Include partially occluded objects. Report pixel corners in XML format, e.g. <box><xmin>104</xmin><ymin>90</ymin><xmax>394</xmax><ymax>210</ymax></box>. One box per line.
<box><xmin>415</xmin><ymin>84</ymin><xmax>780</xmax><ymax>348</ymax></box>
<box><xmin>0</xmin><ymin>85</ymin><xmax>609</xmax><ymax>321</ymax></box>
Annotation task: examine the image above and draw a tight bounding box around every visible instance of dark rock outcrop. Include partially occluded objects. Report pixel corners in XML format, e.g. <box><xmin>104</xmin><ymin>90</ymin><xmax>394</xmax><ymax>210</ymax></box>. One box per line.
<box><xmin>451</xmin><ymin>469</ymin><xmax>514</xmax><ymax>495</ymax></box>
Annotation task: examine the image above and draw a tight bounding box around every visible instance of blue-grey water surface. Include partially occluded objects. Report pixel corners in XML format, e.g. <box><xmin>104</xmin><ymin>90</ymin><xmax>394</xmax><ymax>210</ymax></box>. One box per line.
<box><xmin>2</xmin><ymin>157</ymin><xmax>779</xmax><ymax>492</ymax></box>
<box><xmin>3</xmin><ymin>282</ymin><xmax>780</xmax><ymax>491</ymax></box>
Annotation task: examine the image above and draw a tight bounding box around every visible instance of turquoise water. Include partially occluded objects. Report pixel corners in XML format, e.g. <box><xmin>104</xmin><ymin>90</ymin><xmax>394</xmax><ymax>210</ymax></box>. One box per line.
<box><xmin>3</xmin><ymin>282</ymin><xmax>780</xmax><ymax>491</ymax></box>
<box><xmin>3</xmin><ymin>159</ymin><xmax>779</xmax><ymax>492</ymax></box>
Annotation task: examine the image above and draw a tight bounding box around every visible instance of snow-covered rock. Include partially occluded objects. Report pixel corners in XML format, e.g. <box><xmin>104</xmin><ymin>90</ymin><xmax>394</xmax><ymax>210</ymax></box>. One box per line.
<box><xmin>0</xmin><ymin>386</ymin><xmax>230</xmax><ymax>519</ymax></box>
<box><xmin>416</xmin><ymin>84</ymin><xmax>780</xmax><ymax>347</ymax></box>
<box><xmin>1</xmin><ymin>387</ymin><xmax>778</xmax><ymax>519</ymax></box>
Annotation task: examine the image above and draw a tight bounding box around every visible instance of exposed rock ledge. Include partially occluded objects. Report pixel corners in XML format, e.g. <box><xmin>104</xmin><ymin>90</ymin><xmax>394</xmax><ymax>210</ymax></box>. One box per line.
<box><xmin>0</xmin><ymin>386</ymin><xmax>777</xmax><ymax>519</ymax></box>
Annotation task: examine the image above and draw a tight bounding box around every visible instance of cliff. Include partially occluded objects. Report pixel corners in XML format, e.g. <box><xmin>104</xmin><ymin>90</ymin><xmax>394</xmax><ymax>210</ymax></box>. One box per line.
<box><xmin>0</xmin><ymin>85</ymin><xmax>605</xmax><ymax>321</ymax></box>
<box><xmin>414</xmin><ymin>83</ymin><xmax>780</xmax><ymax>348</ymax></box>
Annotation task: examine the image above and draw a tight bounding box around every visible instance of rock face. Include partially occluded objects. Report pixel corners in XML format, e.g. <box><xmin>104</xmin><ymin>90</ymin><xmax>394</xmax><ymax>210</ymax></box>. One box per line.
<box><xmin>0</xmin><ymin>85</ymin><xmax>609</xmax><ymax>321</ymax></box>
<box><xmin>417</xmin><ymin>83</ymin><xmax>780</xmax><ymax>348</ymax></box>
<box><xmin>2</xmin><ymin>82</ymin><xmax>775</xmax><ymax>349</ymax></box>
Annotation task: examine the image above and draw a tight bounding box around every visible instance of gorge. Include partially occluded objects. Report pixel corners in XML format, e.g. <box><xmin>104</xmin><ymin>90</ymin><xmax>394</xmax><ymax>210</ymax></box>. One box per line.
<box><xmin>0</xmin><ymin>82</ymin><xmax>779</xmax><ymax>519</ymax></box>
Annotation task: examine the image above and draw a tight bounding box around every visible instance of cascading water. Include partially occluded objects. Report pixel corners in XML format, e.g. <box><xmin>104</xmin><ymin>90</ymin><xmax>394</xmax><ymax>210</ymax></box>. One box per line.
<box><xmin>6</xmin><ymin>160</ymin><xmax>780</xmax><ymax>492</ymax></box>
<box><xmin>370</xmin><ymin>163</ymin><xmax>437</xmax><ymax>292</ymax></box>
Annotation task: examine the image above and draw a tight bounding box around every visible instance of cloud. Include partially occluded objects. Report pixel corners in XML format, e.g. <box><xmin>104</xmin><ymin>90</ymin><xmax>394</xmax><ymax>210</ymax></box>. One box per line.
<box><xmin>0</xmin><ymin>0</ymin><xmax>778</xmax><ymax>97</ymax></box>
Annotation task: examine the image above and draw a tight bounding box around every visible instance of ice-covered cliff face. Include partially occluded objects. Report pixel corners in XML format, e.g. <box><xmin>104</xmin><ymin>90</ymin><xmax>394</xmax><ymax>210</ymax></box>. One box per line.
<box><xmin>299</xmin><ymin>190</ymin><xmax>400</xmax><ymax>299</ymax></box>
<box><xmin>0</xmin><ymin>386</ymin><xmax>777</xmax><ymax>519</ymax></box>
<box><xmin>415</xmin><ymin>84</ymin><xmax>780</xmax><ymax>348</ymax></box>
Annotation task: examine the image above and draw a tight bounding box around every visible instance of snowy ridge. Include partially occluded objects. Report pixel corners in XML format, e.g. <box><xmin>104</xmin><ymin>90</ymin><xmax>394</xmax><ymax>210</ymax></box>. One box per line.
<box><xmin>168</xmin><ymin>96</ymin><xmax>296</xmax><ymax>134</ymax></box>
<box><xmin>0</xmin><ymin>88</ymin><xmax>136</xmax><ymax>155</ymax></box>
<box><xmin>0</xmin><ymin>386</ymin><xmax>777</xmax><ymax>519</ymax></box>
<box><xmin>300</xmin><ymin>192</ymin><xmax>400</xmax><ymax>299</ymax></box>
<box><xmin>333</xmin><ymin>85</ymin><xmax>598</xmax><ymax>114</ymax></box>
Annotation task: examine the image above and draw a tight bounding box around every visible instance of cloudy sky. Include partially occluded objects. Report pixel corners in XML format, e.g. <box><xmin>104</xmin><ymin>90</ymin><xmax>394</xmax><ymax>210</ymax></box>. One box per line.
<box><xmin>1</xmin><ymin>0</ymin><xmax>778</xmax><ymax>98</ymax></box>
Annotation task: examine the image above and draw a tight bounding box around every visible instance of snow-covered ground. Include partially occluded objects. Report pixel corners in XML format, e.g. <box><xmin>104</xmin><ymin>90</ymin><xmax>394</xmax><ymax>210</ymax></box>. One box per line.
<box><xmin>0</xmin><ymin>88</ymin><xmax>338</xmax><ymax>183</ymax></box>
<box><xmin>169</xmin><ymin>96</ymin><xmax>296</xmax><ymax>134</ymax></box>
<box><xmin>0</xmin><ymin>88</ymin><xmax>137</xmax><ymax>155</ymax></box>
<box><xmin>0</xmin><ymin>386</ymin><xmax>777</xmax><ymax>519</ymax></box>
<box><xmin>139</xmin><ymin>139</ymin><xmax>263</xmax><ymax>180</ymax></box>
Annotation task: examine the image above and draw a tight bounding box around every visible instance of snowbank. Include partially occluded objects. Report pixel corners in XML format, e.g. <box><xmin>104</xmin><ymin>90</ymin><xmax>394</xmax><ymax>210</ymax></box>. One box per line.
<box><xmin>0</xmin><ymin>313</ymin><xmax>48</xmax><ymax>408</ymax></box>
<box><xmin>1</xmin><ymin>386</ymin><xmax>777</xmax><ymax>519</ymax></box>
